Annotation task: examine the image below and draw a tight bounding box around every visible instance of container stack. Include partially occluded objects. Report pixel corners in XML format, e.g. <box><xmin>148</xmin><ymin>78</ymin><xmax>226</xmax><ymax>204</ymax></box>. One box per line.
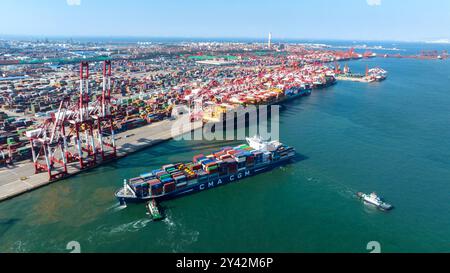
<box><xmin>149</xmin><ymin>179</ymin><xmax>163</xmax><ymax>196</ymax></box>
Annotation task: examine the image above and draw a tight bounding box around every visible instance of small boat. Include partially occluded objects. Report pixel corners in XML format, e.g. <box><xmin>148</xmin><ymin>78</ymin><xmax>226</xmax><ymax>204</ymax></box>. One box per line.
<box><xmin>146</xmin><ymin>199</ymin><xmax>164</xmax><ymax>221</ymax></box>
<box><xmin>357</xmin><ymin>192</ymin><xmax>393</xmax><ymax>211</ymax></box>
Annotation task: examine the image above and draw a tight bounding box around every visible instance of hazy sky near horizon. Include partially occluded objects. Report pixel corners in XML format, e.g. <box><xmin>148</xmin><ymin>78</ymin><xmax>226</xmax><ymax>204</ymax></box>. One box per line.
<box><xmin>0</xmin><ymin>0</ymin><xmax>449</xmax><ymax>41</ymax></box>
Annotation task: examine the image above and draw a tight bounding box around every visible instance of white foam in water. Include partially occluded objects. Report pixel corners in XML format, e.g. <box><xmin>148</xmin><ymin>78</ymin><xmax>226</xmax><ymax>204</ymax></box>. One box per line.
<box><xmin>107</xmin><ymin>203</ymin><xmax>128</xmax><ymax>213</ymax></box>
<box><xmin>132</xmin><ymin>218</ymin><xmax>152</xmax><ymax>229</ymax></box>
<box><xmin>163</xmin><ymin>214</ymin><xmax>175</xmax><ymax>228</ymax></box>
<box><xmin>157</xmin><ymin>212</ymin><xmax>200</xmax><ymax>252</ymax></box>
<box><xmin>109</xmin><ymin>218</ymin><xmax>152</xmax><ymax>234</ymax></box>
<box><xmin>116</xmin><ymin>204</ymin><xmax>128</xmax><ymax>211</ymax></box>
<box><xmin>306</xmin><ymin>176</ymin><xmax>320</xmax><ymax>184</ymax></box>
<box><xmin>337</xmin><ymin>189</ymin><xmax>355</xmax><ymax>200</ymax></box>
<box><xmin>13</xmin><ymin>240</ymin><xmax>28</xmax><ymax>253</ymax></box>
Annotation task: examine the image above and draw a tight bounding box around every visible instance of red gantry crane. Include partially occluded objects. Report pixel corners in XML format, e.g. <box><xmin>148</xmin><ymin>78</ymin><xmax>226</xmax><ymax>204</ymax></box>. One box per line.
<box><xmin>92</xmin><ymin>60</ymin><xmax>117</xmax><ymax>161</ymax></box>
<box><xmin>28</xmin><ymin>61</ymin><xmax>118</xmax><ymax>180</ymax></box>
<box><xmin>69</xmin><ymin>61</ymin><xmax>97</xmax><ymax>169</ymax></box>
<box><xmin>27</xmin><ymin>99</ymin><xmax>71</xmax><ymax>180</ymax></box>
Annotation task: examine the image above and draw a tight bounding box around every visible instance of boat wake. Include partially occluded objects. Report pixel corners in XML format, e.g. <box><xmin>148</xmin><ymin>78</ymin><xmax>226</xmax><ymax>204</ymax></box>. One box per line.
<box><xmin>11</xmin><ymin>240</ymin><xmax>29</xmax><ymax>253</ymax></box>
<box><xmin>157</xmin><ymin>210</ymin><xmax>200</xmax><ymax>252</ymax></box>
<box><xmin>338</xmin><ymin>189</ymin><xmax>358</xmax><ymax>200</ymax></box>
<box><xmin>107</xmin><ymin>203</ymin><xmax>128</xmax><ymax>213</ymax></box>
<box><xmin>302</xmin><ymin>167</ymin><xmax>361</xmax><ymax>200</ymax></box>
<box><xmin>109</xmin><ymin>218</ymin><xmax>152</xmax><ymax>234</ymax></box>
<box><xmin>306</xmin><ymin>177</ymin><xmax>320</xmax><ymax>184</ymax></box>
<box><xmin>162</xmin><ymin>211</ymin><xmax>175</xmax><ymax>228</ymax></box>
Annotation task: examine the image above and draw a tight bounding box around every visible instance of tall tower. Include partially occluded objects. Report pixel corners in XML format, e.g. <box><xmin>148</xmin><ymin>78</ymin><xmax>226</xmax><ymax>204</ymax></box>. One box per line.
<box><xmin>268</xmin><ymin>32</ymin><xmax>272</xmax><ymax>49</ymax></box>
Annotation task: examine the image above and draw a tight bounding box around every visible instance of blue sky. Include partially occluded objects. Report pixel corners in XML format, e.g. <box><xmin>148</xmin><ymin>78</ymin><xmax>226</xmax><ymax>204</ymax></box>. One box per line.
<box><xmin>0</xmin><ymin>0</ymin><xmax>449</xmax><ymax>41</ymax></box>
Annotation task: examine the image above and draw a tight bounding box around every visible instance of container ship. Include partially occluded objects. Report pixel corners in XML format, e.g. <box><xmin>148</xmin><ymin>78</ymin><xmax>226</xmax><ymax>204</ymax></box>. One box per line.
<box><xmin>368</xmin><ymin>68</ymin><xmax>388</xmax><ymax>82</ymax></box>
<box><xmin>115</xmin><ymin>136</ymin><xmax>296</xmax><ymax>204</ymax></box>
<box><xmin>203</xmin><ymin>83</ymin><xmax>312</xmax><ymax>123</ymax></box>
<box><xmin>283</xmin><ymin>84</ymin><xmax>312</xmax><ymax>99</ymax></box>
<box><xmin>313</xmin><ymin>75</ymin><xmax>337</xmax><ymax>89</ymax></box>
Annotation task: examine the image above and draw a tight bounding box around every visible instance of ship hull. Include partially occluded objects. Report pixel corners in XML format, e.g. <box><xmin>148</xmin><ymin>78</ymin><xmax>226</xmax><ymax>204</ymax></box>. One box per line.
<box><xmin>362</xmin><ymin>199</ymin><xmax>393</xmax><ymax>211</ymax></box>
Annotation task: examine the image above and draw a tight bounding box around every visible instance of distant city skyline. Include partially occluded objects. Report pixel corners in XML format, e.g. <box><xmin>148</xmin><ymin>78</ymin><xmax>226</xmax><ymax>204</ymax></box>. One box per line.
<box><xmin>1</xmin><ymin>0</ymin><xmax>449</xmax><ymax>42</ymax></box>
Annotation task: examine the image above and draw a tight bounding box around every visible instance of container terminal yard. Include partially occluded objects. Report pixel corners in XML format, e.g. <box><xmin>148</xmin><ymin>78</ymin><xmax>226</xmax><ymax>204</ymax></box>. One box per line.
<box><xmin>0</xmin><ymin>38</ymin><xmax>446</xmax><ymax>202</ymax></box>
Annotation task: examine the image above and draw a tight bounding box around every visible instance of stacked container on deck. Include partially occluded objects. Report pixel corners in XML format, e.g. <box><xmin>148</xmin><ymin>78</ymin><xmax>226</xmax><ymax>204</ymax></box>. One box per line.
<box><xmin>129</xmin><ymin>177</ymin><xmax>151</xmax><ymax>198</ymax></box>
<box><xmin>130</xmin><ymin>140</ymin><xmax>286</xmax><ymax>198</ymax></box>
<box><xmin>190</xmin><ymin>144</ymin><xmax>270</xmax><ymax>178</ymax></box>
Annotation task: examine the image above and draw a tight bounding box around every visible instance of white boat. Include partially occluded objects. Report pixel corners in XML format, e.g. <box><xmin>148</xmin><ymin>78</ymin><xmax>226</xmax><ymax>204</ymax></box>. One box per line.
<box><xmin>357</xmin><ymin>192</ymin><xmax>393</xmax><ymax>211</ymax></box>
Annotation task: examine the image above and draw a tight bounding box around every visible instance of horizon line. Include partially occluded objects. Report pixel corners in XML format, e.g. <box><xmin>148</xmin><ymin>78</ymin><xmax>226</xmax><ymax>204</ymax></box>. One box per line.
<box><xmin>0</xmin><ymin>34</ymin><xmax>444</xmax><ymax>44</ymax></box>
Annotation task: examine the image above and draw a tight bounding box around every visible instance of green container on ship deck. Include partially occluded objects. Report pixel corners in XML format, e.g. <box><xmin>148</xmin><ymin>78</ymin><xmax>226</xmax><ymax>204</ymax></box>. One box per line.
<box><xmin>159</xmin><ymin>174</ymin><xmax>171</xmax><ymax>180</ymax></box>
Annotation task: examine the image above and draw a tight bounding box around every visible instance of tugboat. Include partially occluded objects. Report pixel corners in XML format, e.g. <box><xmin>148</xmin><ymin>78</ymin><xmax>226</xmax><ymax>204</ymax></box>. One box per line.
<box><xmin>357</xmin><ymin>192</ymin><xmax>393</xmax><ymax>211</ymax></box>
<box><xmin>146</xmin><ymin>199</ymin><xmax>164</xmax><ymax>221</ymax></box>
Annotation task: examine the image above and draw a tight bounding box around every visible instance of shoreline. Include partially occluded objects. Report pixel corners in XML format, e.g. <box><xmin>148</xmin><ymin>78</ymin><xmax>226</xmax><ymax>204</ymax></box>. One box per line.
<box><xmin>0</xmin><ymin>118</ymin><xmax>203</xmax><ymax>202</ymax></box>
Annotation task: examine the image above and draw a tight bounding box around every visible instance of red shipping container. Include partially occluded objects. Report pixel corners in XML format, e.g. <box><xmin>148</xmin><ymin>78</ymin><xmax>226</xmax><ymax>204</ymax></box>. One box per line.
<box><xmin>220</xmin><ymin>154</ymin><xmax>232</xmax><ymax>160</ymax></box>
<box><xmin>186</xmin><ymin>174</ymin><xmax>197</xmax><ymax>180</ymax></box>
<box><xmin>152</xmin><ymin>187</ymin><xmax>163</xmax><ymax>196</ymax></box>
<box><xmin>149</xmin><ymin>179</ymin><xmax>161</xmax><ymax>186</ymax></box>
<box><xmin>188</xmin><ymin>174</ymin><xmax>197</xmax><ymax>180</ymax></box>
<box><xmin>164</xmin><ymin>182</ymin><xmax>176</xmax><ymax>193</ymax></box>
